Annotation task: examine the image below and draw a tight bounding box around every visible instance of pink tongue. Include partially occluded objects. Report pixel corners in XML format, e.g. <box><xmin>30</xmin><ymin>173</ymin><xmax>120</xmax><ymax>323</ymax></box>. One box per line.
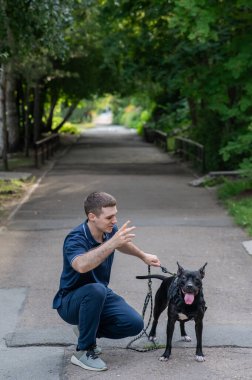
<box><xmin>184</xmin><ymin>293</ymin><xmax>194</xmax><ymax>305</ymax></box>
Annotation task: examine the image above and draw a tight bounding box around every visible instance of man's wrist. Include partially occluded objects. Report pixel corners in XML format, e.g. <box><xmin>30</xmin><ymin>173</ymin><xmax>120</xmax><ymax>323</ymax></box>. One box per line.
<box><xmin>104</xmin><ymin>239</ymin><xmax>116</xmax><ymax>253</ymax></box>
<box><xmin>138</xmin><ymin>249</ymin><xmax>146</xmax><ymax>261</ymax></box>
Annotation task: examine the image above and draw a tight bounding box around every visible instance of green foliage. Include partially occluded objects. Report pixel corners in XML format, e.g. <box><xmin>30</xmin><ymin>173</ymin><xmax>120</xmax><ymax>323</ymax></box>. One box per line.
<box><xmin>58</xmin><ymin>122</ymin><xmax>80</xmax><ymax>135</ymax></box>
<box><xmin>0</xmin><ymin>177</ymin><xmax>35</xmax><ymax>217</ymax></box>
<box><xmin>119</xmin><ymin>104</ymin><xmax>140</xmax><ymax>129</ymax></box>
<box><xmin>217</xmin><ymin>178</ymin><xmax>252</xmax><ymax>236</ymax></box>
<box><xmin>217</xmin><ymin>179</ymin><xmax>252</xmax><ymax>201</ymax></box>
<box><xmin>113</xmin><ymin>95</ymin><xmax>154</xmax><ymax>134</ymax></box>
<box><xmin>202</xmin><ymin>176</ymin><xmax>226</xmax><ymax>188</ymax></box>
<box><xmin>0</xmin><ymin>0</ymin><xmax>119</xmax><ymax>156</ymax></box>
<box><xmin>220</xmin><ymin>125</ymin><xmax>252</xmax><ymax>174</ymax></box>
<box><xmin>228</xmin><ymin>199</ymin><xmax>252</xmax><ymax>236</ymax></box>
<box><xmin>0</xmin><ymin>179</ymin><xmax>24</xmax><ymax>195</ymax></box>
<box><xmin>97</xmin><ymin>0</ymin><xmax>252</xmax><ymax>171</ymax></box>
<box><xmin>92</xmin><ymin>95</ymin><xmax>114</xmax><ymax>115</ymax></box>
<box><xmin>2</xmin><ymin>0</ymin><xmax>252</xmax><ymax>171</ymax></box>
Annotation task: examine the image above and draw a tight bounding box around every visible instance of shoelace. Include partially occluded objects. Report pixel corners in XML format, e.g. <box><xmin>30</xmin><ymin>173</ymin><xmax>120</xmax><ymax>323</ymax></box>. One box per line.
<box><xmin>87</xmin><ymin>346</ymin><xmax>98</xmax><ymax>360</ymax></box>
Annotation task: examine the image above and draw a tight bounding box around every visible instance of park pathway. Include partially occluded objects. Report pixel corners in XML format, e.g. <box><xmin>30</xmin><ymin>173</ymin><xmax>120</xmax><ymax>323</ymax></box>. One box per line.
<box><xmin>0</xmin><ymin>124</ymin><xmax>252</xmax><ymax>379</ymax></box>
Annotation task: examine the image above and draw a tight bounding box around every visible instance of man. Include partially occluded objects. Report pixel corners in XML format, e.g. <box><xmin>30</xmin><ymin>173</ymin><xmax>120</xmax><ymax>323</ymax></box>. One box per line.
<box><xmin>53</xmin><ymin>192</ymin><xmax>160</xmax><ymax>372</ymax></box>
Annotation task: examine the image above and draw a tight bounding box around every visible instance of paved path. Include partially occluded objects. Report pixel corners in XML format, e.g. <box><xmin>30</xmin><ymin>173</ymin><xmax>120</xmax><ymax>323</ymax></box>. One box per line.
<box><xmin>0</xmin><ymin>125</ymin><xmax>252</xmax><ymax>379</ymax></box>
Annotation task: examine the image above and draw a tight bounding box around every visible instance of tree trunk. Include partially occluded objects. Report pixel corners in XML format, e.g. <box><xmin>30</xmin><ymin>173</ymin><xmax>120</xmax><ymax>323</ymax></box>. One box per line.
<box><xmin>0</xmin><ymin>64</ymin><xmax>9</xmax><ymax>170</ymax></box>
<box><xmin>45</xmin><ymin>93</ymin><xmax>58</xmax><ymax>132</ymax></box>
<box><xmin>16</xmin><ymin>79</ymin><xmax>25</xmax><ymax>134</ymax></box>
<box><xmin>187</xmin><ymin>97</ymin><xmax>198</xmax><ymax>127</ymax></box>
<box><xmin>33</xmin><ymin>82</ymin><xmax>41</xmax><ymax>143</ymax></box>
<box><xmin>0</xmin><ymin>69</ymin><xmax>3</xmax><ymax>158</ymax></box>
<box><xmin>6</xmin><ymin>63</ymin><xmax>19</xmax><ymax>152</ymax></box>
<box><xmin>24</xmin><ymin>84</ymin><xmax>31</xmax><ymax>157</ymax></box>
<box><xmin>53</xmin><ymin>102</ymin><xmax>79</xmax><ymax>132</ymax></box>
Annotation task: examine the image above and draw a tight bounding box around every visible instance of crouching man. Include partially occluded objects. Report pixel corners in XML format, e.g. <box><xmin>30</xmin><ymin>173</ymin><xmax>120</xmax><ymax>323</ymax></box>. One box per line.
<box><xmin>53</xmin><ymin>192</ymin><xmax>160</xmax><ymax>371</ymax></box>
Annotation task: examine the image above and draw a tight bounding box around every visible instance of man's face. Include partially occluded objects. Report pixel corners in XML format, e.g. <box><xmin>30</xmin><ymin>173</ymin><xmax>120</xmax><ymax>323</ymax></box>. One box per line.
<box><xmin>93</xmin><ymin>206</ymin><xmax>118</xmax><ymax>233</ymax></box>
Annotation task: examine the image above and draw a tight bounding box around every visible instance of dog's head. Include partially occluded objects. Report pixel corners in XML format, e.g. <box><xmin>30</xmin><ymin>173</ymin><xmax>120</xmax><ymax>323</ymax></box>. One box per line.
<box><xmin>176</xmin><ymin>262</ymin><xmax>207</xmax><ymax>305</ymax></box>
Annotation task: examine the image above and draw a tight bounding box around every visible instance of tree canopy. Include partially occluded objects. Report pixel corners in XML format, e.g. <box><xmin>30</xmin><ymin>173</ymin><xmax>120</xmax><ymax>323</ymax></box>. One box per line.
<box><xmin>1</xmin><ymin>0</ymin><xmax>252</xmax><ymax>172</ymax></box>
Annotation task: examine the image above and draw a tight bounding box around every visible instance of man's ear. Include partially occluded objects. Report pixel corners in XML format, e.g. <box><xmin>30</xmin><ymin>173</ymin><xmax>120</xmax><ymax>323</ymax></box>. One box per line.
<box><xmin>88</xmin><ymin>212</ymin><xmax>97</xmax><ymax>222</ymax></box>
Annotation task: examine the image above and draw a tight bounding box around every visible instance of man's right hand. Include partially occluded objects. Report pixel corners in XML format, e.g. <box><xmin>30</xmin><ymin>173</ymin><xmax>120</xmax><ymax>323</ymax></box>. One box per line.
<box><xmin>110</xmin><ymin>220</ymin><xmax>136</xmax><ymax>248</ymax></box>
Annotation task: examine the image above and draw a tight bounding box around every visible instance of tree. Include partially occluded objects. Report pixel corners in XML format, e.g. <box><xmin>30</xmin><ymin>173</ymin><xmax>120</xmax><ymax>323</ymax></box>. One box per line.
<box><xmin>0</xmin><ymin>0</ymin><xmax>74</xmax><ymax>159</ymax></box>
<box><xmin>0</xmin><ymin>0</ymin><xmax>119</xmax><ymax>166</ymax></box>
<box><xmin>97</xmin><ymin>0</ymin><xmax>252</xmax><ymax>170</ymax></box>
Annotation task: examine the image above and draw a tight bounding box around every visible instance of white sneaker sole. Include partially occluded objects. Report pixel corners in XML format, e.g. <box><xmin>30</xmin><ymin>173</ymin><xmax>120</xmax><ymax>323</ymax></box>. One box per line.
<box><xmin>71</xmin><ymin>355</ymin><xmax>107</xmax><ymax>371</ymax></box>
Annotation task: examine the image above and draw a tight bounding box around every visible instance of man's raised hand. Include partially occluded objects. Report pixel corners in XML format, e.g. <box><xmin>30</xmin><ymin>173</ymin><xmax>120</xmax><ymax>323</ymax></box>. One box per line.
<box><xmin>112</xmin><ymin>220</ymin><xmax>136</xmax><ymax>248</ymax></box>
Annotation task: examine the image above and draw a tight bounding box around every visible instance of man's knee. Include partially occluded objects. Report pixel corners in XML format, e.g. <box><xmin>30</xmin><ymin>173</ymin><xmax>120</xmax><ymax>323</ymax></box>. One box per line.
<box><xmin>130</xmin><ymin>314</ymin><xmax>144</xmax><ymax>335</ymax></box>
<box><xmin>83</xmin><ymin>283</ymin><xmax>107</xmax><ymax>302</ymax></box>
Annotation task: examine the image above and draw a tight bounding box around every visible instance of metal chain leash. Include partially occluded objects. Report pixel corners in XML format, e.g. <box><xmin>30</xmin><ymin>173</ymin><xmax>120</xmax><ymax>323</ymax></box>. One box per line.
<box><xmin>126</xmin><ymin>264</ymin><xmax>175</xmax><ymax>352</ymax></box>
<box><xmin>126</xmin><ymin>265</ymin><xmax>157</xmax><ymax>352</ymax></box>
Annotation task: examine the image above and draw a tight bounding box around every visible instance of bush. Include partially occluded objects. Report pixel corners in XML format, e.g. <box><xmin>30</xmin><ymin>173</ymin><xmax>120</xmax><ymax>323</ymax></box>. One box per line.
<box><xmin>58</xmin><ymin>122</ymin><xmax>80</xmax><ymax>135</ymax></box>
<box><xmin>217</xmin><ymin>178</ymin><xmax>252</xmax><ymax>236</ymax></box>
<box><xmin>118</xmin><ymin>104</ymin><xmax>152</xmax><ymax>134</ymax></box>
<box><xmin>228</xmin><ymin>198</ymin><xmax>252</xmax><ymax>235</ymax></box>
<box><xmin>220</xmin><ymin>124</ymin><xmax>252</xmax><ymax>175</ymax></box>
<box><xmin>217</xmin><ymin>179</ymin><xmax>252</xmax><ymax>200</ymax></box>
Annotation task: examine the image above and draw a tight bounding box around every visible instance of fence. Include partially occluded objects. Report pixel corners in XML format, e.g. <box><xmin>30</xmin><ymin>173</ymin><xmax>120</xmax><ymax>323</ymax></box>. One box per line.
<box><xmin>143</xmin><ymin>126</ymin><xmax>167</xmax><ymax>152</ymax></box>
<box><xmin>34</xmin><ymin>134</ymin><xmax>60</xmax><ymax>168</ymax></box>
<box><xmin>174</xmin><ymin>137</ymin><xmax>205</xmax><ymax>172</ymax></box>
<box><xmin>143</xmin><ymin>126</ymin><xmax>206</xmax><ymax>172</ymax></box>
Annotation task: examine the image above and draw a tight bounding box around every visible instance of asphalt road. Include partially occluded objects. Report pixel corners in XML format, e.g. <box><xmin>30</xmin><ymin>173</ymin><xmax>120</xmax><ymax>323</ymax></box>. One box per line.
<box><xmin>0</xmin><ymin>124</ymin><xmax>252</xmax><ymax>380</ymax></box>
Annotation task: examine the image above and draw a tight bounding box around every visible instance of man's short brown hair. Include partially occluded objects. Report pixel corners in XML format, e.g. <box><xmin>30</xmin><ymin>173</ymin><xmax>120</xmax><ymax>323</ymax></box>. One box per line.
<box><xmin>84</xmin><ymin>192</ymin><xmax>117</xmax><ymax>216</ymax></box>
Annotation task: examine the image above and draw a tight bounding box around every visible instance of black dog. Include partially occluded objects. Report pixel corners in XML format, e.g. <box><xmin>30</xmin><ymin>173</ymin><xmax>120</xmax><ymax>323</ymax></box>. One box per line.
<box><xmin>136</xmin><ymin>262</ymin><xmax>207</xmax><ymax>362</ymax></box>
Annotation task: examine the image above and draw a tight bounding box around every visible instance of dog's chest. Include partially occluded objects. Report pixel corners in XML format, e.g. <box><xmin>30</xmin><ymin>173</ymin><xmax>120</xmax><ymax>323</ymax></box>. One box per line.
<box><xmin>177</xmin><ymin>312</ymin><xmax>189</xmax><ymax>321</ymax></box>
<box><xmin>176</xmin><ymin>305</ymin><xmax>198</xmax><ymax>321</ymax></box>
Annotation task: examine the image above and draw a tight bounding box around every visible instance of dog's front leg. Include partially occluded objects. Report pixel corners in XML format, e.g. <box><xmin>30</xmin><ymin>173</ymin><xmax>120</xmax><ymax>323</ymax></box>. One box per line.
<box><xmin>180</xmin><ymin>321</ymin><xmax>191</xmax><ymax>342</ymax></box>
<box><xmin>195</xmin><ymin>317</ymin><xmax>205</xmax><ymax>362</ymax></box>
<box><xmin>149</xmin><ymin>285</ymin><xmax>168</xmax><ymax>341</ymax></box>
<box><xmin>159</xmin><ymin>312</ymin><xmax>176</xmax><ymax>361</ymax></box>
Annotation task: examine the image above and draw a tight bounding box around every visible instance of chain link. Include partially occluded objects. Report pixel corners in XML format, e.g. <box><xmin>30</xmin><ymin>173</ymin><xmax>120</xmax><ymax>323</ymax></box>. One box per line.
<box><xmin>126</xmin><ymin>265</ymin><xmax>158</xmax><ymax>352</ymax></box>
<box><xmin>126</xmin><ymin>264</ymin><xmax>175</xmax><ymax>352</ymax></box>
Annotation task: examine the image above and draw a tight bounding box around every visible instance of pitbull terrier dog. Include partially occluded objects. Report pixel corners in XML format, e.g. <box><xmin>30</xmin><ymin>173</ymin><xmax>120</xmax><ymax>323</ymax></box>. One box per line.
<box><xmin>136</xmin><ymin>262</ymin><xmax>207</xmax><ymax>362</ymax></box>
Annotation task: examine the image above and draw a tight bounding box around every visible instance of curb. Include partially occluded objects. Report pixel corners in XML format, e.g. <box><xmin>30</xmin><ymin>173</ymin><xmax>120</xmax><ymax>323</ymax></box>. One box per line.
<box><xmin>242</xmin><ymin>240</ymin><xmax>252</xmax><ymax>256</ymax></box>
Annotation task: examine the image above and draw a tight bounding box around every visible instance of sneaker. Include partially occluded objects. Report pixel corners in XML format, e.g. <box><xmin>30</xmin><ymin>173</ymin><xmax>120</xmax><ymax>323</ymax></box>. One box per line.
<box><xmin>72</xmin><ymin>326</ymin><xmax>102</xmax><ymax>355</ymax></box>
<box><xmin>71</xmin><ymin>348</ymin><xmax>107</xmax><ymax>371</ymax></box>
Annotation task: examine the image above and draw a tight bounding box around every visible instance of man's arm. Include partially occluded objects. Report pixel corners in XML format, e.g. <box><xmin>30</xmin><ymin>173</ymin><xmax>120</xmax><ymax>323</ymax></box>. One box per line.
<box><xmin>118</xmin><ymin>242</ymin><xmax>161</xmax><ymax>267</ymax></box>
<box><xmin>72</xmin><ymin>222</ymin><xmax>136</xmax><ymax>273</ymax></box>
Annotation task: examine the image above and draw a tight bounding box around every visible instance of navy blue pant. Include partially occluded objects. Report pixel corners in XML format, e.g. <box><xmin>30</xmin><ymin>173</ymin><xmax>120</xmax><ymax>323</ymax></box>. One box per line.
<box><xmin>57</xmin><ymin>283</ymin><xmax>144</xmax><ymax>350</ymax></box>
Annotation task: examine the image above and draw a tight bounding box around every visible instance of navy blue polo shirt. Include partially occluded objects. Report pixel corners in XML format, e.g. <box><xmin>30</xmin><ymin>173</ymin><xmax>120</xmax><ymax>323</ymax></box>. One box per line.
<box><xmin>52</xmin><ymin>220</ymin><xmax>118</xmax><ymax>309</ymax></box>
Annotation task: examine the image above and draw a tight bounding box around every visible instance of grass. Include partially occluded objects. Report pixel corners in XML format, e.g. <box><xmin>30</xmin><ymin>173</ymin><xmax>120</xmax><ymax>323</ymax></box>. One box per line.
<box><xmin>0</xmin><ymin>178</ymin><xmax>35</xmax><ymax>221</ymax></box>
<box><xmin>0</xmin><ymin>179</ymin><xmax>24</xmax><ymax>194</ymax></box>
<box><xmin>228</xmin><ymin>199</ymin><xmax>252</xmax><ymax>235</ymax></box>
<box><xmin>0</xmin><ymin>154</ymin><xmax>34</xmax><ymax>171</ymax></box>
<box><xmin>217</xmin><ymin>178</ymin><xmax>252</xmax><ymax>236</ymax></box>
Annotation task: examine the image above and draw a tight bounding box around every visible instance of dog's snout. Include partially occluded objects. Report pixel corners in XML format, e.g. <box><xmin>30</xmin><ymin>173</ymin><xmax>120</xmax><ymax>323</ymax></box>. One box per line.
<box><xmin>185</xmin><ymin>283</ymin><xmax>194</xmax><ymax>291</ymax></box>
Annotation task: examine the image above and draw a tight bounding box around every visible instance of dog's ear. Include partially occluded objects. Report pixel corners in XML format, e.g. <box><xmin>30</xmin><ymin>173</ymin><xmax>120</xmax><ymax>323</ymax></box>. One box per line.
<box><xmin>199</xmin><ymin>262</ymin><xmax>207</xmax><ymax>278</ymax></box>
<box><xmin>177</xmin><ymin>262</ymin><xmax>184</xmax><ymax>276</ymax></box>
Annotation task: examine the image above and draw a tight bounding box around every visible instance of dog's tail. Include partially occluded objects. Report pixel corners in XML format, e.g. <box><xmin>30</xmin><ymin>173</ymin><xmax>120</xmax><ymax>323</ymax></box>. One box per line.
<box><xmin>136</xmin><ymin>274</ymin><xmax>167</xmax><ymax>281</ymax></box>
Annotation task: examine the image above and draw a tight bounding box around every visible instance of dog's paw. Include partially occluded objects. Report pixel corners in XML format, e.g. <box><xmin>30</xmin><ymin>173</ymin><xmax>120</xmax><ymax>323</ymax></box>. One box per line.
<box><xmin>195</xmin><ymin>355</ymin><xmax>205</xmax><ymax>362</ymax></box>
<box><xmin>148</xmin><ymin>335</ymin><xmax>157</xmax><ymax>342</ymax></box>
<box><xmin>159</xmin><ymin>356</ymin><xmax>169</xmax><ymax>362</ymax></box>
<box><xmin>181</xmin><ymin>335</ymin><xmax>191</xmax><ymax>342</ymax></box>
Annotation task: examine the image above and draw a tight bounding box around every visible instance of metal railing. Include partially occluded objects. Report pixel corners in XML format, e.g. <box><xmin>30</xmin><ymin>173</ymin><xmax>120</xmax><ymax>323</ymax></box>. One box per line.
<box><xmin>34</xmin><ymin>134</ymin><xmax>60</xmax><ymax>168</ymax></box>
<box><xmin>174</xmin><ymin>137</ymin><xmax>205</xmax><ymax>172</ymax></box>
<box><xmin>154</xmin><ymin>130</ymin><xmax>168</xmax><ymax>152</ymax></box>
<box><xmin>143</xmin><ymin>126</ymin><xmax>167</xmax><ymax>152</ymax></box>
